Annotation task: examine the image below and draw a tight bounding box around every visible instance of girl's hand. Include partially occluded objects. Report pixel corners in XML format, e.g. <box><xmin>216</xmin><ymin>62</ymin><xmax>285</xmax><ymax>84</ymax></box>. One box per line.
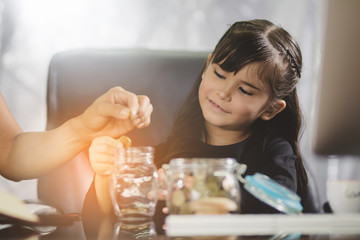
<box><xmin>157</xmin><ymin>168</ymin><xmax>168</xmax><ymax>201</ymax></box>
<box><xmin>146</xmin><ymin>168</ymin><xmax>168</xmax><ymax>201</ymax></box>
<box><xmin>89</xmin><ymin>136</ymin><xmax>121</xmax><ymax>176</ymax></box>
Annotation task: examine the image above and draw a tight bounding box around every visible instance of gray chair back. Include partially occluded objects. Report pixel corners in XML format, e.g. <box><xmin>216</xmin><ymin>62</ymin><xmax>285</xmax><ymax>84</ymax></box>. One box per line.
<box><xmin>38</xmin><ymin>49</ymin><xmax>207</xmax><ymax>213</ymax></box>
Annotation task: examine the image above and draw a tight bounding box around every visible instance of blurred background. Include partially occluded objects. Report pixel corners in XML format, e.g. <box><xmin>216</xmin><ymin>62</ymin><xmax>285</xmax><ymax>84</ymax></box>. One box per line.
<box><xmin>1</xmin><ymin>0</ymin><xmax>357</xmax><ymax>210</ymax></box>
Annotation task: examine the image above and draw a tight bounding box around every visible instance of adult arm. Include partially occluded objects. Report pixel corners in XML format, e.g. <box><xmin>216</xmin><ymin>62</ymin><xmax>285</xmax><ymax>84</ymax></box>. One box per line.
<box><xmin>0</xmin><ymin>87</ymin><xmax>152</xmax><ymax>181</ymax></box>
<box><xmin>0</xmin><ymin>93</ymin><xmax>23</xmax><ymax>178</ymax></box>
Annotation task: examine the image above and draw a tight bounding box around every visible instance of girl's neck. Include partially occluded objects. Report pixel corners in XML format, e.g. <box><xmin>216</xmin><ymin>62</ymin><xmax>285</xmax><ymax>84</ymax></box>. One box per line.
<box><xmin>203</xmin><ymin>124</ymin><xmax>251</xmax><ymax>146</ymax></box>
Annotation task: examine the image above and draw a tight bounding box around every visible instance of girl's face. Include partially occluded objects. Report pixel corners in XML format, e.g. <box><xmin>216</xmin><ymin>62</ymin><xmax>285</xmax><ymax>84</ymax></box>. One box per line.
<box><xmin>199</xmin><ymin>59</ymin><xmax>278</xmax><ymax>142</ymax></box>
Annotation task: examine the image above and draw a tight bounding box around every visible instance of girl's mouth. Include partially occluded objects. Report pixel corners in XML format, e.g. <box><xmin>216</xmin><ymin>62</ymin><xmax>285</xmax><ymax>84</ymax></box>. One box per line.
<box><xmin>208</xmin><ymin>98</ymin><xmax>230</xmax><ymax>114</ymax></box>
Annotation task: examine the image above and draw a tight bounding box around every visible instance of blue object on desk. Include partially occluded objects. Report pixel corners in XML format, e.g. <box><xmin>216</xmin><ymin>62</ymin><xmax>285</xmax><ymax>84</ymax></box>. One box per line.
<box><xmin>244</xmin><ymin>173</ymin><xmax>303</xmax><ymax>214</ymax></box>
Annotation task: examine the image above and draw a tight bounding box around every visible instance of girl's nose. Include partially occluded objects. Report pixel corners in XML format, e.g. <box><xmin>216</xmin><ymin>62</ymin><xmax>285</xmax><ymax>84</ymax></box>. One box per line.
<box><xmin>217</xmin><ymin>87</ymin><xmax>232</xmax><ymax>102</ymax></box>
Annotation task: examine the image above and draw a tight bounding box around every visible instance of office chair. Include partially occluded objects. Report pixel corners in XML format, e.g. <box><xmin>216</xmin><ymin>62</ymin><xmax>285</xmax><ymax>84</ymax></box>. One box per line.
<box><xmin>38</xmin><ymin>49</ymin><xmax>207</xmax><ymax>213</ymax></box>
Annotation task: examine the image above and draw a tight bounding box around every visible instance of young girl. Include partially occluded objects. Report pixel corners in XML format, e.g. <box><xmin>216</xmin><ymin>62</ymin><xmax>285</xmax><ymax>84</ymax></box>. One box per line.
<box><xmin>83</xmin><ymin>19</ymin><xmax>309</xmax><ymax>221</ymax></box>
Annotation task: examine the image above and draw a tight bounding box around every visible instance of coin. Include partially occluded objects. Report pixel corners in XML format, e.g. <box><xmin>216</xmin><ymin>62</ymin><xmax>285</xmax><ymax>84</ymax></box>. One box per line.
<box><xmin>171</xmin><ymin>190</ymin><xmax>186</xmax><ymax>207</ymax></box>
<box><xmin>118</xmin><ymin>135</ymin><xmax>132</xmax><ymax>148</ymax></box>
<box><xmin>189</xmin><ymin>197</ymin><xmax>238</xmax><ymax>214</ymax></box>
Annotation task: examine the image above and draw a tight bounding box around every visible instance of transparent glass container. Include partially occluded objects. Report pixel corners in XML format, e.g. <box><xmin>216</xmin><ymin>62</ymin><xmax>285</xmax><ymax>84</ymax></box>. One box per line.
<box><xmin>113</xmin><ymin>220</ymin><xmax>157</xmax><ymax>240</ymax></box>
<box><xmin>110</xmin><ymin>146</ymin><xmax>158</xmax><ymax>220</ymax></box>
<box><xmin>163</xmin><ymin>158</ymin><xmax>246</xmax><ymax>215</ymax></box>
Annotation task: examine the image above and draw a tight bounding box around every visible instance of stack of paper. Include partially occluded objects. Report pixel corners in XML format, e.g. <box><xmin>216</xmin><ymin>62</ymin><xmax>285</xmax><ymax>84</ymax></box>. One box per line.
<box><xmin>0</xmin><ymin>190</ymin><xmax>39</xmax><ymax>224</ymax></box>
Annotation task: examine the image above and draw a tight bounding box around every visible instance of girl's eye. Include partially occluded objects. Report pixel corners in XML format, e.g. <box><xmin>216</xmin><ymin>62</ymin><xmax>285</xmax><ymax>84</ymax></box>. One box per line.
<box><xmin>214</xmin><ymin>70</ymin><xmax>225</xmax><ymax>79</ymax></box>
<box><xmin>239</xmin><ymin>87</ymin><xmax>253</xmax><ymax>96</ymax></box>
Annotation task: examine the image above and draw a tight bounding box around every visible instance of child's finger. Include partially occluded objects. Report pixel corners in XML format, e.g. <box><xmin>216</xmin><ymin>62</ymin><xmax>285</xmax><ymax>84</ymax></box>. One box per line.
<box><xmin>158</xmin><ymin>189</ymin><xmax>168</xmax><ymax>201</ymax></box>
<box><xmin>162</xmin><ymin>207</ymin><xmax>169</xmax><ymax>214</ymax></box>
<box><xmin>92</xmin><ymin>162</ymin><xmax>114</xmax><ymax>176</ymax></box>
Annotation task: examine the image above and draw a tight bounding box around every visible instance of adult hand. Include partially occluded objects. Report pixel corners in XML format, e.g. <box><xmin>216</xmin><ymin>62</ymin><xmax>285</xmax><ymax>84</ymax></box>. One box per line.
<box><xmin>0</xmin><ymin>87</ymin><xmax>152</xmax><ymax>180</ymax></box>
<box><xmin>74</xmin><ymin>86</ymin><xmax>153</xmax><ymax>141</ymax></box>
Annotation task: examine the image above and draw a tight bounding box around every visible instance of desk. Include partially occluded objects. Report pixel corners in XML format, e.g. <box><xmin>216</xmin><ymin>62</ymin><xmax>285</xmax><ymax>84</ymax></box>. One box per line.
<box><xmin>1</xmin><ymin>214</ymin><xmax>360</xmax><ymax>239</ymax></box>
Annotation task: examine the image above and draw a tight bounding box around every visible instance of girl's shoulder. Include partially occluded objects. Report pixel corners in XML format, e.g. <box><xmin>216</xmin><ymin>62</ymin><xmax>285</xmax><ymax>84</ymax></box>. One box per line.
<box><xmin>247</xmin><ymin>127</ymin><xmax>292</xmax><ymax>153</ymax></box>
<box><xmin>242</xmin><ymin>130</ymin><xmax>294</xmax><ymax>168</ymax></box>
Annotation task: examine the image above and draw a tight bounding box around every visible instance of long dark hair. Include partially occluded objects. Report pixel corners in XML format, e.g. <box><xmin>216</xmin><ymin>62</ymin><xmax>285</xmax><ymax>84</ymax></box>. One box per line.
<box><xmin>162</xmin><ymin>19</ymin><xmax>308</xmax><ymax>199</ymax></box>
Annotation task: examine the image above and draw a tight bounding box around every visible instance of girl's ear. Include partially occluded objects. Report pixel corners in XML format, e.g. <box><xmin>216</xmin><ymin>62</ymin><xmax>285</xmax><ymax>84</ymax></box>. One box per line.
<box><xmin>260</xmin><ymin>100</ymin><xmax>286</xmax><ymax>121</ymax></box>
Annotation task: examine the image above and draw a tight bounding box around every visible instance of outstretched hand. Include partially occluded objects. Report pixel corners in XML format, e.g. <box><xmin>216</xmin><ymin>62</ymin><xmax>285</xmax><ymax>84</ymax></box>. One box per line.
<box><xmin>75</xmin><ymin>86</ymin><xmax>153</xmax><ymax>141</ymax></box>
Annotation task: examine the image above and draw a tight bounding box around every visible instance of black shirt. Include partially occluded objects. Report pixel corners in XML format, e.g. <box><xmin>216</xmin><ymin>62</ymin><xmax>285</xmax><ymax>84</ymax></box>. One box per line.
<box><xmin>154</xmin><ymin>130</ymin><xmax>297</xmax><ymax>214</ymax></box>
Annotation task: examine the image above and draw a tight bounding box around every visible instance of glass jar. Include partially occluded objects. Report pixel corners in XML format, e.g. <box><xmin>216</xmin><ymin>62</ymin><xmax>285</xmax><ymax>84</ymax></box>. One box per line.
<box><xmin>163</xmin><ymin>158</ymin><xmax>246</xmax><ymax>215</ymax></box>
<box><xmin>110</xmin><ymin>146</ymin><xmax>158</xmax><ymax>220</ymax></box>
<box><xmin>113</xmin><ymin>220</ymin><xmax>157</xmax><ymax>240</ymax></box>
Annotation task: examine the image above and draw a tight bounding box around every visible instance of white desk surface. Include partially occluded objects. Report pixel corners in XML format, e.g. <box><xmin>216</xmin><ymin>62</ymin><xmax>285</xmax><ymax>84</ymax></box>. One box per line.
<box><xmin>166</xmin><ymin>213</ymin><xmax>360</xmax><ymax>236</ymax></box>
